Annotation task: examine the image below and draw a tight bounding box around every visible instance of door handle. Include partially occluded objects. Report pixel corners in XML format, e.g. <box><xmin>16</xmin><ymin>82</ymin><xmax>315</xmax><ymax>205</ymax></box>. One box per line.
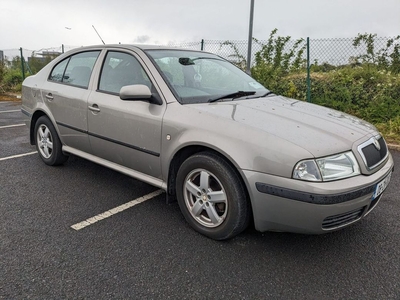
<box><xmin>45</xmin><ymin>93</ymin><xmax>54</xmax><ymax>100</ymax></box>
<box><xmin>88</xmin><ymin>104</ymin><xmax>101</xmax><ymax>113</ymax></box>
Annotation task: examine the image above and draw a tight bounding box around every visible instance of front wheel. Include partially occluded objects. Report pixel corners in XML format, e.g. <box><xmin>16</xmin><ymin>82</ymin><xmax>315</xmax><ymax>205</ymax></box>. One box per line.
<box><xmin>176</xmin><ymin>152</ymin><xmax>250</xmax><ymax>240</ymax></box>
<box><xmin>34</xmin><ymin>116</ymin><xmax>68</xmax><ymax>166</ymax></box>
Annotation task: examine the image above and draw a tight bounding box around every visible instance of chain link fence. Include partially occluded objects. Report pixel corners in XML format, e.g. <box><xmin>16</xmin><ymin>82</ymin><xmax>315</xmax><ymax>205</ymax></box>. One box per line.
<box><xmin>2</xmin><ymin>37</ymin><xmax>397</xmax><ymax>74</ymax></box>
<box><xmin>1</xmin><ymin>35</ymin><xmax>399</xmax><ymax>99</ymax></box>
<box><xmin>170</xmin><ymin>36</ymin><xmax>399</xmax><ymax>67</ymax></box>
<box><xmin>170</xmin><ymin>35</ymin><xmax>399</xmax><ymax>101</ymax></box>
<box><xmin>1</xmin><ymin>45</ymin><xmax>78</xmax><ymax>62</ymax></box>
<box><xmin>0</xmin><ymin>45</ymin><xmax>79</xmax><ymax>79</ymax></box>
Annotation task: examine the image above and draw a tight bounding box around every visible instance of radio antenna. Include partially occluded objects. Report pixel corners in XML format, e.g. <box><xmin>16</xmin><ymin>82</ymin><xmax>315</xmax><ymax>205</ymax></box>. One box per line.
<box><xmin>92</xmin><ymin>25</ymin><xmax>105</xmax><ymax>45</ymax></box>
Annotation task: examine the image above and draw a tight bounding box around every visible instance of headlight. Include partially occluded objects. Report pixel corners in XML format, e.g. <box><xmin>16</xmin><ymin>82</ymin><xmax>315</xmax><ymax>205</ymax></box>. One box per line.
<box><xmin>293</xmin><ymin>151</ymin><xmax>360</xmax><ymax>182</ymax></box>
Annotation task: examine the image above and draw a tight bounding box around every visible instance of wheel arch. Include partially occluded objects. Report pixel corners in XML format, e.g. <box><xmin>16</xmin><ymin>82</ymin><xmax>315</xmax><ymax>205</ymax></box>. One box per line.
<box><xmin>29</xmin><ymin>110</ymin><xmax>48</xmax><ymax>145</ymax></box>
<box><xmin>167</xmin><ymin>145</ymin><xmax>252</xmax><ymax>213</ymax></box>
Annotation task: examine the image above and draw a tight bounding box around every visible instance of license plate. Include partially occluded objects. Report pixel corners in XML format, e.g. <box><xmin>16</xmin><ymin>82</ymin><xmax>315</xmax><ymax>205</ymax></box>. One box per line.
<box><xmin>372</xmin><ymin>172</ymin><xmax>392</xmax><ymax>200</ymax></box>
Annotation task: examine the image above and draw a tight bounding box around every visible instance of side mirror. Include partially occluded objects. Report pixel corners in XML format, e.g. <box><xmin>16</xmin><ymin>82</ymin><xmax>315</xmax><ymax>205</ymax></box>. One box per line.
<box><xmin>119</xmin><ymin>84</ymin><xmax>152</xmax><ymax>100</ymax></box>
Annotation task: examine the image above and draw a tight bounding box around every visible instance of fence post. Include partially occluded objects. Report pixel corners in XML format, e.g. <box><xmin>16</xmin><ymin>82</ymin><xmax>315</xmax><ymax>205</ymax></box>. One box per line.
<box><xmin>246</xmin><ymin>0</ymin><xmax>255</xmax><ymax>75</ymax></box>
<box><xmin>201</xmin><ymin>39</ymin><xmax>204</xmax><ymax>51</ymax></box>
<box><xmin>62</xmin><ymin>44</ymin><xmax>64</xmax><ymax>53</ymax></box>
<box><xmin>25</xmin><ymin>59</ymin><xmax>32</xmax><ymax>75</ymax></box>
<box><xmin>19</xmin><ymin>47</ymin><xmax>25</xmax><ymax>80</ymax></box>
<box><xmin>306</xmin><ymin>37</ymin><xmax>311</xmax><ymax>102</ymax></box>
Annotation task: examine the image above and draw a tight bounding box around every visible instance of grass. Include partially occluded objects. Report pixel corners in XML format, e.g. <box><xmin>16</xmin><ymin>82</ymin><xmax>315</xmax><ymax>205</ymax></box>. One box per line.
<box><xmin>0</xmin><ymin>93</ymin><xmax>21</xmax><ymax>102</ymax></box>
<box><xmin>376</xmin><ymin>117</ymin><xmax>400</xmax><ymax>145</ymax></box>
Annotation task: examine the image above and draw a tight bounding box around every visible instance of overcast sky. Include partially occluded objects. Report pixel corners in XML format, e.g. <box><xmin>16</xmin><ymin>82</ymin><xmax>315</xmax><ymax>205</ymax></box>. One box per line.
<box><xmin>1</xmin><ymin>0</ymin><xmax>400</xmax><ymax>52</ymax></box>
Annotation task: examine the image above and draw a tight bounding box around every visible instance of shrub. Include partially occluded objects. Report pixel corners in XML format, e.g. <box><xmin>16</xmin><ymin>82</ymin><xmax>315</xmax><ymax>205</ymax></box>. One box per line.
<box><xmin>376</xmin><ymin>115</ymin><xmax>400</xmax><ymax>144</ymax></box>
<box><xmin>3</xmin><ymin>69</ymin><xmax>23</xmax><ymax>91</ymax></box>
<box><xmin>353</xmin><ymin>33</ymin><xmax>400</xmax><ymax>74</ymax></box>
<box><xmin>251</xmin><ymin>29</ymin><xmax>306</xmax><ymax>94</ymax></box>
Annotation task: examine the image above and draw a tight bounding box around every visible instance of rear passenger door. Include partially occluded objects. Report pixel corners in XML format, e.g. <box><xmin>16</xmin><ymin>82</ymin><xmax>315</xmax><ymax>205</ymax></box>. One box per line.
<box><xmin>40</xmin><ymin>51</ymin><xmax>101</xmax><ymax>153</ymax></box>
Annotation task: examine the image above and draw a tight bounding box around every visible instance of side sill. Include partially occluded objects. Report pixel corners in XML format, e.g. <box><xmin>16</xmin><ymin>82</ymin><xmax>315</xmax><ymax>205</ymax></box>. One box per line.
<box><xmin>62</xmin><ymin>146</ymin><xmax>167</xmax><ymax>190</ymax></box>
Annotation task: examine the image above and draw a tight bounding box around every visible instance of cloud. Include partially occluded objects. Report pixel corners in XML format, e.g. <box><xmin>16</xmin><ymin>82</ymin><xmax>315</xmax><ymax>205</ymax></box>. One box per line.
<box><xmin>1</xmin><ymin>0</ymin><xmax>400</xmax><ymax>50</ymax></box>
<box><xmin>133</xmin><ymin>35</ymin><xmax>151</xmax><ymax>44</ymax></box>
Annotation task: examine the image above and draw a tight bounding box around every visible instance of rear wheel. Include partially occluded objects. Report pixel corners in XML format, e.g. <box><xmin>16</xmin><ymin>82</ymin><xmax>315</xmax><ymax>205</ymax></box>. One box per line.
<box><xmin>176</xmin><ymin>152</ymin><xmax>250</xmax><ymax>240</ymax></box>
<box><xmin>34</xmin><ymin>116</ymin><xmax>68</xmax><ymax>166</ymax></box>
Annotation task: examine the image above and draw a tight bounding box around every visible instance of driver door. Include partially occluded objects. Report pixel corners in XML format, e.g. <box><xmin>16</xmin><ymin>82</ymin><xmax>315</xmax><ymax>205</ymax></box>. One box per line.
<box><xmin>87</xmin><ymin>50</ymin><xmax>165</xmax><ymax>179</ymax></box>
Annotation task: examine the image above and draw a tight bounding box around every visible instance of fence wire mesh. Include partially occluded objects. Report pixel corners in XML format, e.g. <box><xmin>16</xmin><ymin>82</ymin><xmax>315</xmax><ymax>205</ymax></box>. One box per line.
<box><xmin>309</xmin><ymin>36</ymin><xmax>399</xmax><ymax>66</ymax></box>
<box><xmin>0</xmin><ymin>45</ymin><xmax>80</xmax><ymax>77</ymax></box>
<box><xmin>1</xmin><ymin>35</ymin><xmax>399</xmax><ymax>96</ymax></box>
<box><xmin>170</xmin><ymin>36</ymin><xmax>399</xmax><ymax>69</ymax></box>
<box><xmin>2</xmin><ymin>36</ymin><xmax>398</xmax><ymax>72</ymax></box>
<box><xmin>167</xmin><ymin>41</ymin><xmax>202</xmax><ymax>51</ymax></box>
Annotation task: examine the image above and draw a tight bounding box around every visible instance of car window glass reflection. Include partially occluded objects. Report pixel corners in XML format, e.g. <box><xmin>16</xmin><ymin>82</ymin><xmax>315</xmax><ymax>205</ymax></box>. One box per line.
<box><xmin>146</xmin><ymin>50</ymin><xmax>267</xmax><ymax>104</ymax></box>
<box><xmin>63</xmin><ymin>51</ymin><xmax>100</xmax><ymax>88</ymax></box>
<box><xmin>99</xmin><ymin>51</ymin><xmax>152</xmax><ymax>94</ymax></box>
<box><xmin>48</xmin><ymin>51</ymin><xmax>100</xmax><ymax>88</ymax></box>
<box><xmin>49</xmin><ymin>58</ymin><xmax>69</xmax><ymax>82</ymax></box>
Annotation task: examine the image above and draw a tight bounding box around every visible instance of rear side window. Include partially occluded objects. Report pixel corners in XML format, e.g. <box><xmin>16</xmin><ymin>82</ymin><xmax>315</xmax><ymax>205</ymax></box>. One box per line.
<box><xmin>98</xmin><ymin>51</ymin><xmax>152</xmax><ymax>94</ymax></box>
<box><xmin>49</xmin><ymin>58</ymin><xmax>69</xmax><ymax>82</ymax></box>
<box><xmin>49</xmin><ymin>51</ymin><xmax>100</xmax><ymax>88</ymax></box>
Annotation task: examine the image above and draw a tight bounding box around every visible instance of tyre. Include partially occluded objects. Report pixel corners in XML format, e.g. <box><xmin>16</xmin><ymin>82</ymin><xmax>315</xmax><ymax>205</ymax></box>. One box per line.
<box><xmin>34</xmin><ymin>116</ymin><xmax>68</xmax><ymax>166</ymax></box>
<box><xmin>176</xmin><ymin>152</ymin><xmax>250</xmax><ymax>240</ymax></box>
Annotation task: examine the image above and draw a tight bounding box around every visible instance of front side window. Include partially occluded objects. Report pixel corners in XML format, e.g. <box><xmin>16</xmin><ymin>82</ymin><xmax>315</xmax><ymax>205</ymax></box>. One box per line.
<box><xmin>49</xmin><ymin>51</ymin><xmax>100</xmax><ymax>88</ymax></box>
<box><xmin>98</xmin><ymin>51</ymin><xmax>152</xmax><ymax>94</ymax></box>
<box><xmin>145</xmin><ymin>50</ymin><xmax>268</xmax><ymax>104</ymax></box>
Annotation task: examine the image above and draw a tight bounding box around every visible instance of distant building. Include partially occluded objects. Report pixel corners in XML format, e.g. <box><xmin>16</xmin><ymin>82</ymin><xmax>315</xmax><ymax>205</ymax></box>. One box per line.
<box><xmin>37</xmin><ymin>51</ymin><xmax>62</xmax><ymax>59</ymax></box>
<box><xmin>28</xmin><ymin>50</ymin><xmax>62</xmax><ymax>67</ymax></box>
<box><xmin>28</xmin><ymin>56</ymin><xmax>47</xmax><ymax>64</ymax></box>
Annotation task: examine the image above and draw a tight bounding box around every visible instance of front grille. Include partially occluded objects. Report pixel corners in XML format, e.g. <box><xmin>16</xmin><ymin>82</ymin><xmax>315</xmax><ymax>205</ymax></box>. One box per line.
<box><xmin>358</xmin><ymin>136</ymin><xmax>387</xmax><ymax>169</ymax></box>
<box><xmin>322</xmin><ymin>207</ymin><xmax>366</xmax><ymax>229</ymax></box>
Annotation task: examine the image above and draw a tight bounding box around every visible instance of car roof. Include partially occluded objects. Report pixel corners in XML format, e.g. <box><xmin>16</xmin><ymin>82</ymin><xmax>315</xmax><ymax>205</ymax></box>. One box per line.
<box><xmin>72</xmin><ymin>44</ymin><xmax>199</xmax><ymax>51</ymax></box>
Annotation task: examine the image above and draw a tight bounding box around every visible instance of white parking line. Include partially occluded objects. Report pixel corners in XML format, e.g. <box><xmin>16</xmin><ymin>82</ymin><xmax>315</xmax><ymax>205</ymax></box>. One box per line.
<box><xmin>0</xmin><ymin>124</ymin><xmax>25</xmax><ymax>129</ymax></box>
<box><xmin>71</xmin><ymin>189</ymin><xmax>164</xmax><ymax>231</ymax></box>
<box><xmin>0</xmin><ymin>110</ymin><xmax>20</xmax><ymax>113</ymax></box>
<box><xmin>0</xmin><ymin>151</ymin><xmax>38</xmax><ymax>161</ymax></box>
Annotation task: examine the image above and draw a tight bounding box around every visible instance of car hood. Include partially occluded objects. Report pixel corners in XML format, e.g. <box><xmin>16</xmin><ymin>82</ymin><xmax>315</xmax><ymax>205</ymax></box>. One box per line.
<box><xmin>190</xmin><ymin>96</ymin><xmax>377</xmax><ymax>157</ymax></box>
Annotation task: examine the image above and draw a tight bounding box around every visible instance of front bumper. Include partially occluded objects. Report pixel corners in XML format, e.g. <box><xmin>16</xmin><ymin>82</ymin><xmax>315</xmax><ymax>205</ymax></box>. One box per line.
<box><xmin>244</xmin><ymin>152</ymin><xmax>394</xmax><ymax>234</ymax></box>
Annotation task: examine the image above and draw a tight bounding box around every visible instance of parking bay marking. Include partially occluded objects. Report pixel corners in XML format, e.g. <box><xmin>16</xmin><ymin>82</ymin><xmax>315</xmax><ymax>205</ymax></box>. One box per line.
<box><xmin>70</xmin><ymin>189</ymin><xmax>164</xmax><ymax>231</ymax></box>
<box><xmin>0</xmin><ymin>124</ymin><xmax>25</xmax><ymax>129</ymax></box>
<box><xmin>0</xmin><ymin>110</ymin><xmax>20</xmax><ymax>114</ymax></box>
<box><xmin>0</xmin><ymin>151</ymin><xmax>38</xmax><ymax>161</ymax></box>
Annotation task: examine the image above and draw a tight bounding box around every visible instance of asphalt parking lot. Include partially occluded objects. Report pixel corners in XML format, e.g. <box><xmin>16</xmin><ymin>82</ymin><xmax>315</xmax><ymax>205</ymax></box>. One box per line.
<box><xmin>1</xmin><ymin>100</ymin><xmax>399</xmax><ymax>299</ymax></box>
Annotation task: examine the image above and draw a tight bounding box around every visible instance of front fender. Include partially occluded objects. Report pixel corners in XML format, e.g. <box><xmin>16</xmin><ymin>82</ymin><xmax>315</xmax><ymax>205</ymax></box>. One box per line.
<box><xmin>160</xmin><ymin>103</ymin><xmax>312</xmax><ymax>181</ymax></box>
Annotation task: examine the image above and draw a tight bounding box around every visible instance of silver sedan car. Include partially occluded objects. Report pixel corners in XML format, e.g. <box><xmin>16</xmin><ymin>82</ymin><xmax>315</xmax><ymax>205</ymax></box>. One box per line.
<box><xmin>21</xmin><ymin>45</ymin><xmax>394</xmax><ymax>240</ymax></box>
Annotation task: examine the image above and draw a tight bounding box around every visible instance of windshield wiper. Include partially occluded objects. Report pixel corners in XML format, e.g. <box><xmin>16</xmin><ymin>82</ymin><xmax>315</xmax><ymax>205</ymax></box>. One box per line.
<box><xmin>244</xmin><ymin>91</ymin><xmax>276</xmax><ymax>100</ymax></box>
<box><xmin>208</xmin><ymin>91</ymin><xmax>256</xmax><ymax>103</ymax></box>
<box><xmin>261</xmin><ymin>91</ymin><xmax>275</xmax><ymax>97</ymax></box>
<box><xmin>179</xmin><ymin>57</ymin><xmax>225</xmax><ymax>65</ymax></box>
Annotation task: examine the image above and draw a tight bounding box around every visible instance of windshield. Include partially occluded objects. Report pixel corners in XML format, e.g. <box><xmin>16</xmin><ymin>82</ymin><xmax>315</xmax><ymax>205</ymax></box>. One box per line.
<box><xmin>145</xmin><ymin>50</ymin><xmax>269</xmax><ymax>104</ymax></box>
